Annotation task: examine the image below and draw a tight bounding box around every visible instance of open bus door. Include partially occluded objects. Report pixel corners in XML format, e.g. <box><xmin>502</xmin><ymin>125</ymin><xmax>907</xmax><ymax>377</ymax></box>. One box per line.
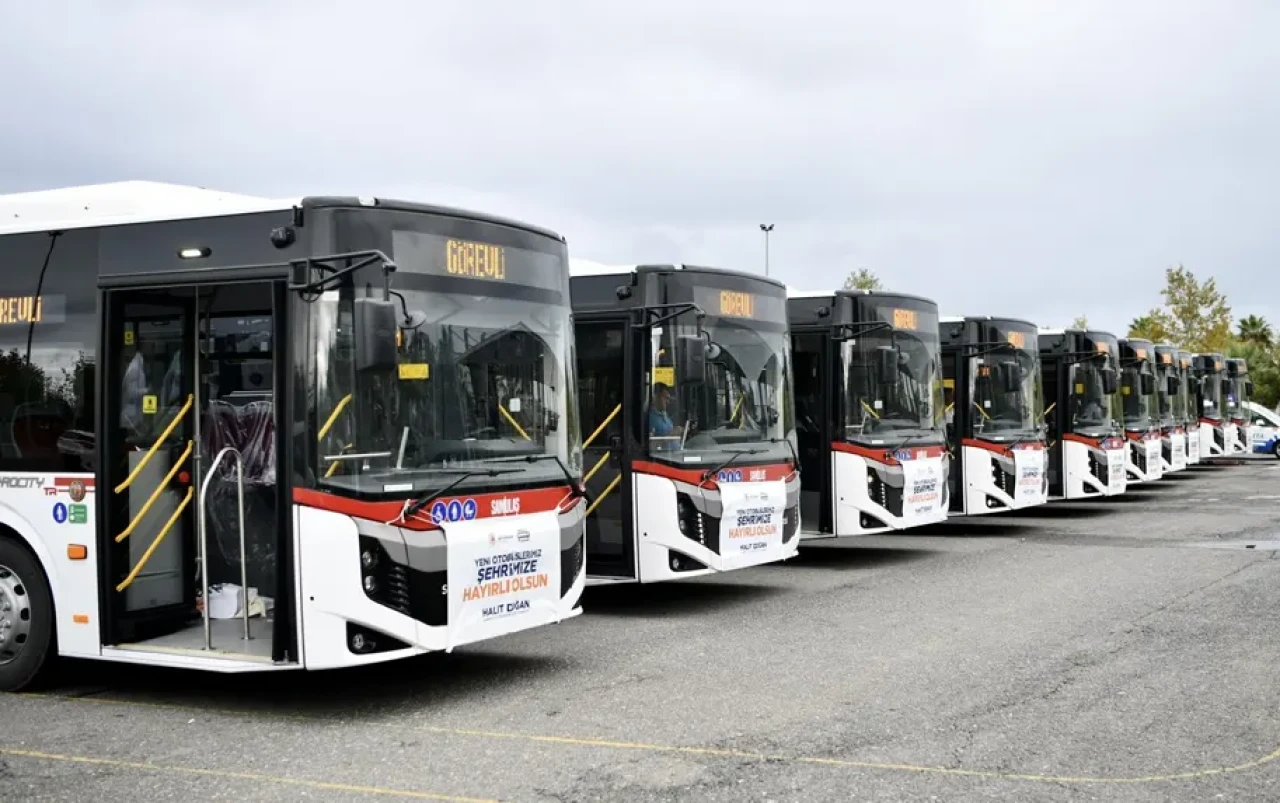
<box><xmin>98</xmin><ymin>277</ymin><xmax>295</xmax><ymax>664</ymax></box>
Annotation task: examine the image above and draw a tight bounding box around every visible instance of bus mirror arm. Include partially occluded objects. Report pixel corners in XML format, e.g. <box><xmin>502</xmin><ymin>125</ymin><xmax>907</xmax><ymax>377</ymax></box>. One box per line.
<box><xmin>288</xmin><ymin>250</ymin><xmax>398</xmax><ymax>299</ymax></box>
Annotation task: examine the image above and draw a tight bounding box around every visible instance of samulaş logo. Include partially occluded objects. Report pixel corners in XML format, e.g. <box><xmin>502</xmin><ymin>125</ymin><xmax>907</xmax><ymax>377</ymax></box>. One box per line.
<box><xmin>68</xmin><ymin>480</ymin><xmax>87</xmax><ymax>502</ymax></box>
<box><xmin>491</xmin><ymin>496</ymin><xmax>521</xmax><ymax>516</ymax></box>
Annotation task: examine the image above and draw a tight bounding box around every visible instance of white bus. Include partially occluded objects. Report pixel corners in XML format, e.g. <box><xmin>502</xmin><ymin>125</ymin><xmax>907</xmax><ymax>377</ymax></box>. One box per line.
<box><xmin>1177</xmin><ymin>350</ymin><xmax>1201</xmax><ymax>465</ymax></box>
<box><xmin>0</xmin><ymin>182</ymin><xmax>585</xmax><ymax>691</ymax></box>
<box><xmin>787</xmin><ymin>290</ymin><xmax>948</xmax><ymax>538</ymax></box>
<box><xmin>569</xmin><ymin>262</ymin><xmax>800</xmax><ymax>583</ymax></box>
<box><xmin>1037</xmin><ymin>328</ymin><xmax>1127</xmax><ymax>499</ymax></box>
<box><xmin>1118</xmin><ymin>338</ymin><xmax>1164</xmax><ymax>483</ymax></box>
<box><xmin>1226</xmin><ymin>358</ymin><xmax>1253</xmax><ymax>454</ymax></box>
<box><xmin>1153</xmin><ymin>344</ymin><xmax>1188</xmax><ymax>473</ymax></box>
<box><xmin>940</xmin><ymin>316</ymin><xmax>1050</xmax><ymax>515</ymax></box>
<box><xmin>1192</xmin><ymin>352</ymin><xmax>1230</xmax><ymax>458</ymax></box>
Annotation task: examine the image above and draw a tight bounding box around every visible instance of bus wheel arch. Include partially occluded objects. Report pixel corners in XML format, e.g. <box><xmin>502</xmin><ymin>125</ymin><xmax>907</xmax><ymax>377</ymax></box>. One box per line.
<box><xmin>0</xmin><ymin>523</ymin><xmax>58</xmax><ymax>692</ymax></box>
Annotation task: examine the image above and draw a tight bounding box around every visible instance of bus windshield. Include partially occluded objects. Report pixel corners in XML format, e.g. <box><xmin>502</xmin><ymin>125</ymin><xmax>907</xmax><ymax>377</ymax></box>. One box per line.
<box><xmin>1226</xmin><ymin>377</ymin><xmax>1245</xmax><ymax>420</ymax></box>
<box><xmin>842</xmin><ymin>305</ymin><xmax>944</xmax><ymax>443</ymax></box>
<box><xmin>1200</xmin><ymin>369</ymin><xmax>1223</xmax><ymax>421</ymax></box>
<box><xmin>1122</xmin><ymin>360</ymin><xmax>1155</xmax><ymax>430</ymax></box>
<box><xmin>648</xmin><ymin>287</ymin><xmax>794</xmax><ymax>463</ymax></box>
<box><xmin>309</xmin><ymin>223</ymin><xmax>581</xmax><ymax>496</ymax></box>
<box><xmin>1069</xmin><ymin>352</ymin><xmax>1123</xmax><ymax>438</ymax></box>
<box><xmin>968</xmin><ymin>330</ymin><xmax>1043</xmax><ymax>442</ymax></box>
<box><xmin>1155</xmin><ymin>359</ymin><xmax>1176</xmax><ymax>427</ymax></box>
<box><xmin>1170</xmin><ymin>365</ymin><xmax>1188</xmax><ymax>424</ymax></box>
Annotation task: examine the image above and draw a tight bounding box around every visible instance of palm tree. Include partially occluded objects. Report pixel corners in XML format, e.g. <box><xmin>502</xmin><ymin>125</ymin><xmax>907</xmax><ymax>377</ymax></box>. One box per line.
<box><xmin>1236</xmin><ymin>314</ymin><xmax>1273</xmax><ymax>347</ymax></box>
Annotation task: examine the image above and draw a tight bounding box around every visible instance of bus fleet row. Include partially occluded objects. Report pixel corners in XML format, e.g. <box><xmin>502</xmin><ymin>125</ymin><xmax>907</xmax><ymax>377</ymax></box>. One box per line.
<box><xmin>0</xmin><ymin>183</ymin><xmax>1261</xmax><ymax>691</ymax></box>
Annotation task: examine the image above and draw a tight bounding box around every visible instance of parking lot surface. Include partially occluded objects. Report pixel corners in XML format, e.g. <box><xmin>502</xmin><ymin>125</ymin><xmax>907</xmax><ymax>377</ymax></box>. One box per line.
<box><xmin>3</xmin><ymin>461</ymin><xmax>1279</xmax><ymax>802</ymax></box>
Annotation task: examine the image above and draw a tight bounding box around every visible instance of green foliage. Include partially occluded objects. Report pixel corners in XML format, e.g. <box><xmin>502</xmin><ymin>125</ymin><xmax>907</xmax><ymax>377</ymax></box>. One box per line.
<box><xmin>1152</xmin><ymin>265</ymin><xmax>1232</xmax><ymax>352</ymax></box>
<box><xmin>1227</xmin><ymin>337</ymin><xmax>1280</xmax><ymax>409</ymax></box>
<box><xmin>842</xmin><ymin>268</ymin><xmax>882</xmax><ymax>292</ymax></box>
<box><xmin>1070</xmin><ymin>315</ymin><xmax>1089</xmax><ymax>330</ymax></box>
<box><xmin>1128</xmin><ymin>313</ymin><xmax>1171</xmax><ymax>343</ymax></box>
<box><xmin>1237</xmin><ymin>314</ymin><xmax>1274</xmax><ymax>347</ymax></box>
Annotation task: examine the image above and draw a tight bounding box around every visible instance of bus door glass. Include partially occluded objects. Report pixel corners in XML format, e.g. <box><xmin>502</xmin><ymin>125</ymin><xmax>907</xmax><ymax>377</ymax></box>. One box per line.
<box><xmin>576</xmin><ymin>320</ymin><xmax>632</xmax><ymax>578</ymax></box>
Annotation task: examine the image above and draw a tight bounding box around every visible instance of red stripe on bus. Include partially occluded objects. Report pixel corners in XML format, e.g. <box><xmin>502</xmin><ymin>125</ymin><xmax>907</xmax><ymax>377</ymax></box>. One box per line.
<box><xmin>631</xmin><ymin>460</ymin><xmax>796</xmax><ymax>487</ymax></box>
<box><xmin>293</xmin><ymin>485</ymin><xmax>579</xmax><ymax>531</ymax></box>
<box><xmin>831</xmin><ymin>442</ymin><xmax>947</xmax><ymax>466</ymax></box>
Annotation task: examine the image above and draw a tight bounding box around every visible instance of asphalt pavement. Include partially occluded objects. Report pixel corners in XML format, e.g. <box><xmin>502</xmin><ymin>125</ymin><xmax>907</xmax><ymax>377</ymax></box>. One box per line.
<box><xmin>3</xmin><ymin>460</ymin><xmax>1279</xmax><ymax>802</ymax></box>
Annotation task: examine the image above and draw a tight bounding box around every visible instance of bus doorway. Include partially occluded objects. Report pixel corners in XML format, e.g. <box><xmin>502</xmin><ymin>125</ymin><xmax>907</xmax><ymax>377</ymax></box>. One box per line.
<box><xmin>99</xmin><ymin>279</ymin><xmax>292</xmax><ymax>665</ymax></box>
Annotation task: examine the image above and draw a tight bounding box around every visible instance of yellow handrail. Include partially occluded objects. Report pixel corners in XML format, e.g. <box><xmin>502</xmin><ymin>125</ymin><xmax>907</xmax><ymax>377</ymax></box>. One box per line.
<box><xmin>317</xmin><ymin>394</ymin><xmax>353</xmax><ymax>441</ymax></box>
<box><xmin>115</xmin><ymin>440</ymin><xmax>193</xmax><ymax>543</ymax></box>
<box><xmin>583</xmin><ymin>451</ymin><xmax>610</xmax><ymax>484</ymax></box>
<box><xmin>1042</xmin><ymin>402</ymin><xmax>1056</xmax><ymax>419</ymax></box>
<box><xmin>115</xmin><ymin>487</ymin><xmax>193</xmax><ymax>592</ymax></box>
<box><xmin>584</xmin><ymin>405</ymin><xmax>621</xmax><ymax>449</ymax></box>
<box><xmin>730</xmin><ymin>395</ymin><xmax>745</xmax><ymax>428</ymax></box>
<box><xmin>860</xmin><ymin>400</ymin><xmax>881</xmax><ymax>420</ymax></box>
<box><xmin>499</xmin><ymin>405</ymin><xmax>531</xmax><ymax>441</ymax></box>
<box><xmin>114</xmin><ymin>394</ymin><xmax>193</xmax><ymax>494</ymax></box>
<box><xmin>585</xmin><ymin>474</ymin><xmax>621</xmax><ymax>517</ymax></box>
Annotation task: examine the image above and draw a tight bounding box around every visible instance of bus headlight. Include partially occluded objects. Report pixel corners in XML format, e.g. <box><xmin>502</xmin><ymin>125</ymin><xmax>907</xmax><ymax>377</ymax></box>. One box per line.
<box><xmin>361</xmin><ymin>550</ymin><xmax>377</xmax><ymax>570</ymax></box>
<box><xmin>363</xmin><ymin>575</ymin><xmax>378</xmax><ymax>594</ymax></box>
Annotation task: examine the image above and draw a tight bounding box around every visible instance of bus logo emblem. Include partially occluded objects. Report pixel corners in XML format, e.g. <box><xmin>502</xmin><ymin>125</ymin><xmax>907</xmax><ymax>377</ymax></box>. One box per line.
<box><xmin>68</xmin><ymin>480</ymin><xmax>87</xmax><ymax>502</ymax></box>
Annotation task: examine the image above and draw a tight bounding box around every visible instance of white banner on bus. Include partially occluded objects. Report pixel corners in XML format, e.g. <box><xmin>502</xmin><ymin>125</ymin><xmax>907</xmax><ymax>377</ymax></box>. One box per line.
<box><xmin>718</xmin><ymin>480</ymin><xmax>786</xmax><ymax>570</ymax></box>
<box><xmin>900</xmin><ymin>457</ymin><xmax>944</xmax><ymax>525</ymax></box>
<box><xmin>1012</xmin><ymin>448</ymin><xmax>1044</xmax><ymax>505</ymax></box>
<box><xmin>444</xmin><ymin>511</ymin><xmax>562</xmax><ymax>651</ymax></box>
<box><xmin>1106</xmin><ymin>447</ymin><xmax>1126</xmax><ymax>491</ymax></box>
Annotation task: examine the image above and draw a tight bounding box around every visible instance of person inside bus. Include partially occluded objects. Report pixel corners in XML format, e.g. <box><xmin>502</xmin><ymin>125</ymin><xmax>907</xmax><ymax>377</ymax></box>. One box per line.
<box><xmin>649</xmin><ymin>382</ymin><xmax>683</xmax><ymax>439</ymax></box>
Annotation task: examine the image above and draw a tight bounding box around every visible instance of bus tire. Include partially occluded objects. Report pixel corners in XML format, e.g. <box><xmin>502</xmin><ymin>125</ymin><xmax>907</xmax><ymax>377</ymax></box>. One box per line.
<box><xmin>0</xmin><ymin>535</ymin><xmax>56</xmax><ymax>692</ymax></box>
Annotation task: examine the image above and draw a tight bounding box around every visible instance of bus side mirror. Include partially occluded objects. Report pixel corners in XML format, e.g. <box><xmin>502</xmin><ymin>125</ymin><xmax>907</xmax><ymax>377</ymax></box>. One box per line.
<box><xmin>876</xmin><ymin>346</ymin><xmax>899</xmax><ymax>385</ymax></box>
<box><xmin>1101</xmin><ymin>366</ymin><xmax>1118</xmax><ymax>395</ymax></box>
<box><xmin>1247</xmin><ymin>380</ymin><xmax>1255</xmax><ymax>395</ymax></box>
<box><xmin>353</xmin><ymin>297</ymin><xmax>400</xmax><ymax>371</ymax></box>
<box><xmin>999</xmin><ymin>361</ymin><xmax>1020</xmax><ymax>394</ymax></box>
<box><xmin>1167</xmin><ymin>375</ymin><xmax>1180</xmax><ymax>395</ymax></box>
<box><xmin>677</xmin><ymin>335</ymin><xmax>707</xmax><ymax>385</ymax></box>
<box><xmin>1140</xmin><ymin>373</ymin><xmax>1155</xmax><ymax>396</ymax></box>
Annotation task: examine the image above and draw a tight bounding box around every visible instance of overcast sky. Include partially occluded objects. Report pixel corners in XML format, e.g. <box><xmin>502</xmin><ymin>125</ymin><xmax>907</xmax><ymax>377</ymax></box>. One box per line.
<box><xmin>2</xmin><ymin>1</ymin><xmax>1277</xmax><ymax>334</ymax></box>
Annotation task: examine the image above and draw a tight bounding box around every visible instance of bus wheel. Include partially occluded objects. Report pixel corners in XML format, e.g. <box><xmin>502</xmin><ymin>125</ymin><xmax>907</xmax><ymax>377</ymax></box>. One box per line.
<box><xmin>0</xmin><ymin>537</ymin><xmax>55</xmax><ymax>692</ymax></box>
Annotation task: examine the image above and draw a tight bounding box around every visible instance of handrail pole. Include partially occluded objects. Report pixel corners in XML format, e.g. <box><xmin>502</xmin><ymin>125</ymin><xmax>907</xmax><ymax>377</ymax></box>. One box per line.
<box><xmin>236</xmin><ymin>454</ymin><xmax>250</xmax><ymax>641</ymax></box>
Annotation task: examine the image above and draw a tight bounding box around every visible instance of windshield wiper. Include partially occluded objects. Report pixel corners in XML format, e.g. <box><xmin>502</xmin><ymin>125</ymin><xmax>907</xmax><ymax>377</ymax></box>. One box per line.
<box><xmin>883</xmin><ymin>432</ymin><xmax>926</xmax><ymax>460</ymax></box>
<box><xmin>402</xmin><ymin>467</ymin><xmax>523</xmax><ymax>519</ymax></box>
<box><xmin>484</xmin><ymin>453</ymin><xmax>581</xmax><ymax>490</ymax></box>
<box><xmin>701</xmin><ymin>447</ymin><xmax>766</xmax><ymax>482</ymax></box>
<box><xmin>766</xmin><ymin>437</ymin><xmax>800</xmax><ymax>467</ymax></box>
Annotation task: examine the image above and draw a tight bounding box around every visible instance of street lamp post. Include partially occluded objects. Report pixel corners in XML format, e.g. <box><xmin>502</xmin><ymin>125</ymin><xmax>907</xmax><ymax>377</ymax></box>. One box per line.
<box><xmin>759</xmin><ymin>223</ymin><xmax>774</xmax><ymax>277</ymax></box>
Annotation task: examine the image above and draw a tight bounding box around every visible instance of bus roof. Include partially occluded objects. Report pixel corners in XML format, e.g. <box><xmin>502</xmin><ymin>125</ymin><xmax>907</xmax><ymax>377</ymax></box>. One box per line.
<box><xmin>0</xmin><ymin>181</ymin><xmax>293</xmax><ymax>235</ymax></box>
<box><xmin>568</xmin><ymin>260</ymin><xmax>786</xmax><ymax>290</ymax></box>
<box><xmin>0</xmin><ymin>181</ymin><xmax>567</xmax><ymax>242</ymax></box>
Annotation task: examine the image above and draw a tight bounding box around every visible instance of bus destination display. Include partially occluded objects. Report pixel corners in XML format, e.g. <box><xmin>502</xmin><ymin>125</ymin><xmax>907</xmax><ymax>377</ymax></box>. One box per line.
<box><xmin>0</xmin><ymin>295</ymin><xmax>65</xmax><ymax>325</ymax></box>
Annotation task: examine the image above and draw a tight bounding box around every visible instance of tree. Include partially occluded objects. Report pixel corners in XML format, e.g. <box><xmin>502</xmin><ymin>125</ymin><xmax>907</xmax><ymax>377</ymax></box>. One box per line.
<box><xmin>1071</xmin><ymin>315</ymin><xmax>1089</xmax><ymax>330</ymax></box>
<box><xmin>1228</xmin><ymin>340</ymin><xmax>1280</xmax><ymax>410</ymax></box>
<box><xmin>1150</xmin><ymin>265</ymin><xmax>1232</xmax><ymax>352</ymax></box>
<box><xmin>1128</xmin><ymin>312</ymin><xmax>1172</xmax><ymax>343</ymax></box>
<box><xmin>1236</xmin><ymin>314</ymin><xmax>1274</xmax><ymax>347</ymax></box>
<box><xmin>843</xmin><ymin>268</ymin><xmax>882</xmax><ymax>292</ymax></box>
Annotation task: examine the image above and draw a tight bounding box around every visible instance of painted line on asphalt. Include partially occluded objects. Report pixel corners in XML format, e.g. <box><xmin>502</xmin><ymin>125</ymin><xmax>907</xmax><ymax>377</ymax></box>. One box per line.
<box><xmin>13</xmin><ymin>691</ymin><xmax>1280</xmax><ymax>786</ymax></box>
<box><xmin>0</xmin><ymin>747</ymin><xmax>497</xmax><ymax>802</ymax></box>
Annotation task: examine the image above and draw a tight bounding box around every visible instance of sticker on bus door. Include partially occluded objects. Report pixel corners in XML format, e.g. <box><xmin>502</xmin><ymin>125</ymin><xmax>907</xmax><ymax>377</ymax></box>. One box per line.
<box><xmin>1012</xmin><ymin>448</ymin><xmax>1044</xmax><ymax>505</ymax></box>
<box><xmin>718</xmin><ymin>480</ymin><xmax>785</xmax><ymax>569</ymax></box>
<box><xmin>899</xmin><ymin>458</ymin><xmax>944</xmax><ymax>525</ymax></box>
<box><xmin>443</xmin><ymin>511</ymin><xmax>562</xmax><ymax>651</ymax></box>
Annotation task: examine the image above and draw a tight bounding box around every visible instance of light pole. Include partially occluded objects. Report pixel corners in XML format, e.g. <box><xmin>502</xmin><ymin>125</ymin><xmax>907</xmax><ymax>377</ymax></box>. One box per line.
<box><xmin>759</xmin><ymin>223</ymin><xmax>774</xmax><ymax>277</ymax></box>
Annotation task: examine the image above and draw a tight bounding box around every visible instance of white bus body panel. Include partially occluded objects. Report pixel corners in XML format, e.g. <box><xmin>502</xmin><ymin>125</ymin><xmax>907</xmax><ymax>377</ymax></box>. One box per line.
<box><xmin>1199</xmin><ymin>421</ymin><xmax>1224</xmax><ymax>458</ymax></box>
<box><xmin>1228</xmin><ymin>423</ymin><xmax>1249</xmax><ymax>454</ymax></box>
<box><xmin>1126</xmin><ymin>436</ymin><xmax>1164</xmax><ymax>484</ymax></box>
<box><xmin>956</xmin><ymin>446</ymin><xmax>1048</xmax><ymax>516</ymax></box>
<box><xmin>1185</xmin><ymin>427</ymin><xmax>1201</xmax><ymax>464</ymax></box>
<box><xmin>633</xmin><ymin>472</ymin><xmax>799</xmax><ymax>582</ymax></box>
<box><xmin>0</xmin><ymin>472</ymin><xmax>102</xmax><ymax>659</ymax></box>
<box><xmin>809</xmin><ymin>450</ymin><xmax>947</xmax><ymax>538</ymax></box>
<box><xmin>1161</xmin><ymin>431</ymin><xmax>1188</xmax><ymax>473</ymax></box>
<box><xmin>1058</xmin><ymin>439</ymin><xmax>1126</xmax><ymax>499</ymax></box>
<box><xmin>296</xmin><ymin>506</ymin><xmax>583</xmax><ymax>669</ymax></box>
